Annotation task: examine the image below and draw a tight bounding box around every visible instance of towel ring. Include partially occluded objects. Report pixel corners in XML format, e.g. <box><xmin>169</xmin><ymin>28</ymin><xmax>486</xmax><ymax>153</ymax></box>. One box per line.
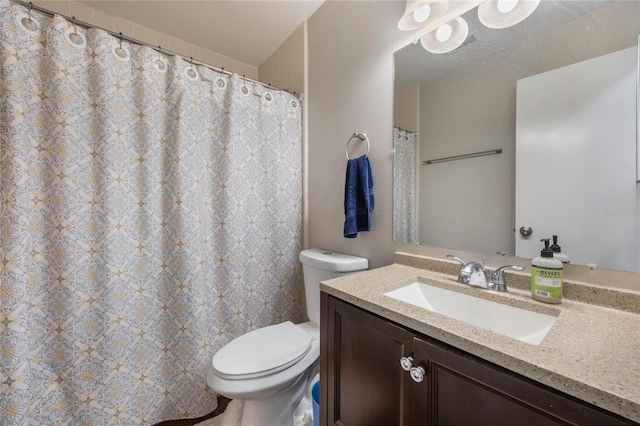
<box><xmin>346</xmin><ymin>132</ymin><xmax>370</xmax><ymax>160</ymax></box>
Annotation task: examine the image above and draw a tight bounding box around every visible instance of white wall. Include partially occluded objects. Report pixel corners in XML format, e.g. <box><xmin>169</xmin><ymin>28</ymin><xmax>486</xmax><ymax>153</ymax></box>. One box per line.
<box><xmin>258</xmin><ymin>24</ymin><xmax>305</xmax><ymax>95</ymax></box>
<box><xmin>417</xmin><ymin>68</ymin><xmax>515</xmax><ymax>254</ymax></box>
<box><xmin>307</xmin><ymin>1</ymin><xmax>412</xmax><ymax>268</ymax></box>
<box><xmin>307</xmin><ymin>1</ymin><xmax>518</xmax><ymax>268</ymax></box>
<box><xmin>306</xmin><ymin>1</ymin><xmax>640</xmax><ymax>290</ymax></box>
<box><xmin>394</xmin><ymin>85</ymin><xmax>419</xmax><ymax>132</ymax></box>
<box><xmin>31</xmin><ymin>0</ymin><xmax>258</xmax><ymax>78</ymax></box>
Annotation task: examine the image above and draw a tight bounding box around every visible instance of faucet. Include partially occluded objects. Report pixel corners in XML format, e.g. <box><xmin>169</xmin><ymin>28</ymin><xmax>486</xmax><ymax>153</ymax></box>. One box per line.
<box><xmin>446</xmin><ymin>255</ymin><xmax>487</xmax><ymax>287</ymax></box>
<box><xmin>446</xmin><ymin>255</ymin><xmax>524</xmax><ymax>292</ymax></box>
<box><xmin>487</xmin><ymin>264</ymin><xmax>525</xmax><ymax>292</ymax></box>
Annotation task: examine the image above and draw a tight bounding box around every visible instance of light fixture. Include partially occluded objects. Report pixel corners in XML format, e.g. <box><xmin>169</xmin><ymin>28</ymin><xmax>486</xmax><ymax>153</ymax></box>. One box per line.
<box><xmin>398</xmin><ymin>0</ymin><xmax>540</xmax><ymax>54</ymax></box>
<box><xmin>478</xmin><ymin>0</ymin><xmax>541</xmax><ymax>29</ymax></box>
<box><xmin>420</xmin><ymin>17</ymin><xmax>469</xmax><ymax>54</ymax></box>
<box><xmin>398</xmin><ymin>0</ymin><xmax>449</xmax><ymax>31</ymax></box>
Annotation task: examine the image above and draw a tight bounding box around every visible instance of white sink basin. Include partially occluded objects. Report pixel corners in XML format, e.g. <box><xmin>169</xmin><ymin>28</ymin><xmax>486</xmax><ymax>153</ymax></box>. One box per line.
<box><xmin>384</xmin><ymin>282</ymin><xmax>557</xmax><ymax>345</ymax></box>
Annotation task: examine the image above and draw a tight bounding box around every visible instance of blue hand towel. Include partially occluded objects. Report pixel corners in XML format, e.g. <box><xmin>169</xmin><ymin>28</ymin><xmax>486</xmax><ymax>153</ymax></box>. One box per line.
<box><xmin>344</xmin><ymin>155</ymin><xmax>374</xmax><ymax>238</ymax></box>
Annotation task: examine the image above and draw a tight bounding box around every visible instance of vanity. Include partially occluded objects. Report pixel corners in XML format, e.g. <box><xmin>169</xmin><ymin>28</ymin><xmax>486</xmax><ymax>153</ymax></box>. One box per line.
<box><xmin>319</xmin><ymin>253</ymin><xmax>640</xmax><ymax>425</ymax></box>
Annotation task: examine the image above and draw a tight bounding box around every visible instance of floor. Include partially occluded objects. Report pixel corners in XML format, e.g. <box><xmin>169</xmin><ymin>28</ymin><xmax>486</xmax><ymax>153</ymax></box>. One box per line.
<box><xmin>154</xmin><ymin>396</ymin><xmax>232</xmax><ymax>426</ymax></box>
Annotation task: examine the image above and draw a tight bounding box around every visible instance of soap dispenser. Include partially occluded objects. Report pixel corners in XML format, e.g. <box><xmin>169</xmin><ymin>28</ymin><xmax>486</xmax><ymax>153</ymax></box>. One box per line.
<box><xmin>531</xmin><ymin>238</ymin><xmax>563</xmax><ymax>304</ymax></box>
<box><xmin>550</xmin><ymin>235</ymin><xmax>570</xmax><ymax>264</ymax></box>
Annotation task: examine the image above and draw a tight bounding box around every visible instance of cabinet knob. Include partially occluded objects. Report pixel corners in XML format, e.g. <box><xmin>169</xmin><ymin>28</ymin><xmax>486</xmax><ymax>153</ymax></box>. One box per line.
<box><xmin>410</xmin><ymin>366</ymin><xmax>426</xmax><ymax>383</ymax></box>
<box><xmin>400</xmin><ymin>356</ymin><xmax>414</xmax><ymax>371</ymax></box>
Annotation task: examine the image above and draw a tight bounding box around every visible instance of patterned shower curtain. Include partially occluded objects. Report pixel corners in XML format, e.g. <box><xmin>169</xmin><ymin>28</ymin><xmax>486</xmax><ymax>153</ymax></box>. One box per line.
<box><xmin>0</xmin><ymin>4</ymin><xmax>302</xmax><ymax>425</ymax></box>
<box><xmin>393</xmin><ymin>128</ymin><xmax>417</xmax><ymax>244</ymax></box>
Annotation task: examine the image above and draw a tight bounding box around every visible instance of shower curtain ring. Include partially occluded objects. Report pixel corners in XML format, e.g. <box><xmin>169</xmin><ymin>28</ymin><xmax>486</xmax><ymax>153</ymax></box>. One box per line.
<box><xmin>241</xmin><ymin>75</ymin><xmax>249</xmax><ymax>94</ymax></box>
<box><xmin>264</xmin><ymin>83</ymin><xmax>273</xmax><ymax>102</ymax></box>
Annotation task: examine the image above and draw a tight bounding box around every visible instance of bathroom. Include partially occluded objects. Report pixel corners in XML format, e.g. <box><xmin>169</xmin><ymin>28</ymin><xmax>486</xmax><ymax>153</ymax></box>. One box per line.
<box><xmin>0</xmin><ymin>0</ymin><xmax>638</xmax><ymax>425</ymax></box>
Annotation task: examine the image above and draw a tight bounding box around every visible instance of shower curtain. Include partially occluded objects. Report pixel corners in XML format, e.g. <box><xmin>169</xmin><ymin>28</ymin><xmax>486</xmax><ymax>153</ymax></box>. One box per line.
<box><xmin>393</xmin><ymin>128</ymin><xmax>417</xmax><ymax>244</ymax></box>
<box><xmin>0</xmin><ymin>4</ymin><xmax>302</xmax><ymax>425</ymax></box>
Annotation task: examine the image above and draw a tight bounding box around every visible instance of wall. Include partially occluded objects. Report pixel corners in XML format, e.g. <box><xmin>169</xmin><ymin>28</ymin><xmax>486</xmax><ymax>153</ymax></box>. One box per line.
<box><xmin>258</xmin><ymin>24</ymin><xmax>305</xmax><ymax>95</ymax></box>
<box><xmin>306</xmin><ymin>1</ymin><xmax>639</xmax><ymax>290</ymax></box>
<box><xmin>417</xmin><ymin>68</ymin><xmax>515</xmax><ymax>254</ymax></box>
<box><xmin>393</xmin><ymin>85</ymin><xmax>418</xmax><ymax>132</ymax></box>
<box><xmin>306</xmin><ymin>0</ymin><xmax>517</xmax><ymax>268</ymax></box>
<box><xmin>22</xmin><ymin>1</ymin><xmax>639</xmax><ymax>288</ymax></box>
<box><xmin>307</xmin><ymin>1</ymin><xmax>412</xmax><ymax>268</ymax></box>
<box><xmin>31</xmin><ymin>0</ymin><xmax>258</xmax><ymax>78</ymax></box>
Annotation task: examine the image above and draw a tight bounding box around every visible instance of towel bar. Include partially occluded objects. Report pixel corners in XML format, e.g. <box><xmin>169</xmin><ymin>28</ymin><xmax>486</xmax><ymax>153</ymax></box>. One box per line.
<box><xmin>423</xmin><ymin>148</ymin><xmax>502</xmax><ymax>165</ymax></box>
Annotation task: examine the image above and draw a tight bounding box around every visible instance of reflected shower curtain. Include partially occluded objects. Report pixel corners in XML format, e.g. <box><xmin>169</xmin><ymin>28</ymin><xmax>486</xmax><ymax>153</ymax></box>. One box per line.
<box><xmin>0</xmin><ymin>4</ymin><xmax>302</xmax><ymax>425</ymax></box>
<box><xmin>392</xmin><ymin>128</ymin><xmax>417</xmax><ymax>244</ymax></box>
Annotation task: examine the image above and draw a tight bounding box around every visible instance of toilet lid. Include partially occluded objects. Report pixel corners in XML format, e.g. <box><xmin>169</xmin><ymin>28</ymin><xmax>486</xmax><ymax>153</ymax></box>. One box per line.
<box><xmin>212</xmin><ymin>321</ymin><xmax>313</xmax><ymax>380</ymax></box>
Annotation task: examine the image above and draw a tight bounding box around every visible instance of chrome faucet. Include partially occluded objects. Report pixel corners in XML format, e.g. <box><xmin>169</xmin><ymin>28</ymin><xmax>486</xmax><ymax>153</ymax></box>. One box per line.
<box><xmin>487</xmin><ymin>265</ymin><xmax>525</xmax><ymax>292</ymax></box>
<box><xmin>447</xmin><ymin>255</ymin><xmax>487</xmax><ymax>287</ymax></box>
<box><xmin>447</xmin><ymin>255</ymin><xmax>524</xmax><ymax>292</ymax></box>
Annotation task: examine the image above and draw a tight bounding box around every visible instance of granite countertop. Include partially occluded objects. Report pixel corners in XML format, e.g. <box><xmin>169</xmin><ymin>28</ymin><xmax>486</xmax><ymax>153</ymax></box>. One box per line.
<box><xmin>320</xmin><ymin>254</ymin><xmax>640</xmax><ymax>423</ymax></box>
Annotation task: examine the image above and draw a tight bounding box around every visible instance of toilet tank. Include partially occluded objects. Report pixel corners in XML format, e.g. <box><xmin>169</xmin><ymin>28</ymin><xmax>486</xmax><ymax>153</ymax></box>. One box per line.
<box><xmin>299</xmin><ymin>249</ymin><xmax>369</xmax><ymax>325</ymax></box>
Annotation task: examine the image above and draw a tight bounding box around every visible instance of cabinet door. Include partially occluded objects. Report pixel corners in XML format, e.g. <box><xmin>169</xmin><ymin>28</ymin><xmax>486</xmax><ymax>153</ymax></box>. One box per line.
<box><xmin>321</xmin><ymin>294</ymin><xmax>414</xmax><ymax>426</ymax></box>
<box><xmin>413</xmin><ymin>336</ymin><xmax>632</xmax><ymax>426</ymax></box>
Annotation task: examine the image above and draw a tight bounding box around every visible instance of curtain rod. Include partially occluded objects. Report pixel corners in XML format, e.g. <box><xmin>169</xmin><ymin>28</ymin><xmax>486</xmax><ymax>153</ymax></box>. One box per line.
<box><xmin>10</xmin><ymin>0</ymin><xmax>300</xmax><ymax>99</ymax></box>
<box><xmin>394</xmin><ymin>126</ymin><xmax>417</xmax><ymax>135</ymax></box>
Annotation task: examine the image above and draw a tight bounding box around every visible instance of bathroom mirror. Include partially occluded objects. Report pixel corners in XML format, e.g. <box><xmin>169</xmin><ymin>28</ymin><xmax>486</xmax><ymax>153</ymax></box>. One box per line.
<box><xmin>393</xmin><ymin>0</ymin><xmax>640</xmax><ymax>272</ymax></box>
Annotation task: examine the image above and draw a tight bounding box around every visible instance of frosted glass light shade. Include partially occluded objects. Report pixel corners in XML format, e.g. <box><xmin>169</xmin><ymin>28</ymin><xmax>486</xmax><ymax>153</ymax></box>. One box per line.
<box><xmin>478</xmin><ymin>0</ymin><xmax>540</xmax><ymax>29</ymax></box>
<box><xmin>420</xmin><ymin>17</ymin><xmax>468</xmax><ymax>54</ymax></box>
<box><xmin>398</xmin><ymin>0</ymin><xmax>449</xmax><ymax>31</ymax></box>
<box><xmin>435</xmin><ymin>24</ymin><xmax>453</xmax><ymax>42</ymax></box>
<box><xmin>413</xmin><ymin>4</ymin><xmax>431</xmax><ymax>23</ymax></box>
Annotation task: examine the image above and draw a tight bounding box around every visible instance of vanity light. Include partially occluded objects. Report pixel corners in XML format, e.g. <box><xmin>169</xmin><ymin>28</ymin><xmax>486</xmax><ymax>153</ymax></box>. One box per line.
<box><xmin>399</xmin><ymin>0</ymin><xmax>540</xmax><ymax>54</ymax></box>
<box><xmin>421</xmin><ymin>17</ymin><xmax>468</xmax><ymax>54</ymax></box>
<box><xmin>478</xmin><ymin>0</ymin><xmax>541</xmax><ymax>29</ymax></box>
<box><xmin>398</xmin><ymin>0</ymin><xmax>449</xmax><ymax>31</ymax></box>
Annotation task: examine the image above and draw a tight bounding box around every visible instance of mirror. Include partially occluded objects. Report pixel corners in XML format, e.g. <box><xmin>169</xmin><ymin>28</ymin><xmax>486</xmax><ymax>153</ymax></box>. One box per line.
<box><xmin>393</xmin><ymin>1</ymin><xmax>640</xmax><ymax>273</ymax></box>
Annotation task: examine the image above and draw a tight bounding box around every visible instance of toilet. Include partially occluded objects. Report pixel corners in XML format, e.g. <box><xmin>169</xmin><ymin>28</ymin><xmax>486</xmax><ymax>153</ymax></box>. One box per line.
<box><xmin>206</xmin><ymin>249</ymin><xmax>368</xmax><ymax>426</ymax></box>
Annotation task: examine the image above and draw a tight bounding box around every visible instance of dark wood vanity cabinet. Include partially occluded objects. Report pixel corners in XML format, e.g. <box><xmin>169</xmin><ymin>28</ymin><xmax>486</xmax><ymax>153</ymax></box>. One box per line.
<box><xmin>320</xmin><ymin>293</ymin><xmax>634</xmax><ymax>426</ymax></box>
<box><xmin>321</xmin><ymin>292</ymin><xmax>414</xmax><ymax>425</ymax></box>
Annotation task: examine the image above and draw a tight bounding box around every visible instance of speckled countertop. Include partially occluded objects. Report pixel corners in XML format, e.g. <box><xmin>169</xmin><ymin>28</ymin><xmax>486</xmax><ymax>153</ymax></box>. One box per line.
<box><xmin>320</xmin><ymin>253</ymin><xmax>640</xmax><ymax>423</ymax></box>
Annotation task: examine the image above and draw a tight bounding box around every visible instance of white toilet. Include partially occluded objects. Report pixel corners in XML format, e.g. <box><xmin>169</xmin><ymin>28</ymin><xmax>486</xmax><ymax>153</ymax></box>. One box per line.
<box><xmin>207</xmin><ymin>249</ymin><xmax>368</xmax><ymax>426</ymax></box>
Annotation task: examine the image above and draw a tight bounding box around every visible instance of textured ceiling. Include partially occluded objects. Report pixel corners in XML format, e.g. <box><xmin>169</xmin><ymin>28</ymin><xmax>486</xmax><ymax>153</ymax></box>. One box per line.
<box><xmin>82</xmin><ymin>1</ymin><xmax>324</xmax><ymax>67</ymax></box>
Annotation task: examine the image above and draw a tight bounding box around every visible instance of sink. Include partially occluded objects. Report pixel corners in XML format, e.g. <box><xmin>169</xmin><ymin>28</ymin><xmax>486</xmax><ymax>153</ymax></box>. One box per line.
<box><xmin>384</xmin><ymin>282</ymin><xmax>557</xmax><ymax>345</ymax></box>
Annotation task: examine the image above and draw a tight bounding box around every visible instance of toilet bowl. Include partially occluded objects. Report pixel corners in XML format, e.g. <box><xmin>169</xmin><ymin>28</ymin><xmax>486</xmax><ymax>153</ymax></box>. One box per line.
<box><xmin>207</xmin><ymin>249</ymin><xmax>368</xmax><ymax>426</ymax></box>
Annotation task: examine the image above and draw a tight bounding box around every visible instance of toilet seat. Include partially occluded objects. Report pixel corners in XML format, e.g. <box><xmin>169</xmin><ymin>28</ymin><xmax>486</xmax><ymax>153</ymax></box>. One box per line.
<box><xmin>212</xmin><ymin>321</ymin><xmax>313</xmax><ymax>380</ymax></box>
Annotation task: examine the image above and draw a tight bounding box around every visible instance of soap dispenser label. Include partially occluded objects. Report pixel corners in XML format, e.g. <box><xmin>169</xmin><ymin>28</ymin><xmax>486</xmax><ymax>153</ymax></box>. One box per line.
<box><xmin>531</xmin><ymin>267</ymin><xmax>563</xmax><ymax>301</ymax></box>
<box><xmin>533</xmin><ymin>268</ymin><xmax>562</xmax><ymax>286</ymax></box>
